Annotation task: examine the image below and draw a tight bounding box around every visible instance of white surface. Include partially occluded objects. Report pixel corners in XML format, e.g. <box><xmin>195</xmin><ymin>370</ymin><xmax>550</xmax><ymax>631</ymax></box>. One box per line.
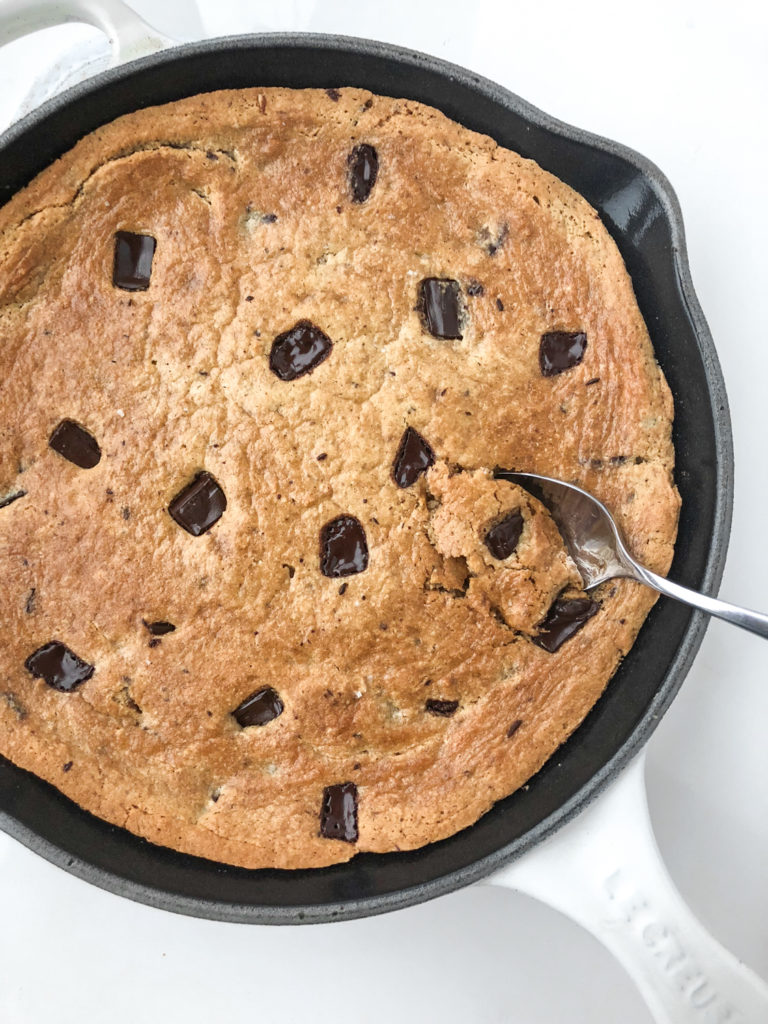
<box><xmin>0</xmin><ymin>1</ymin><xmax>766</xmax><ymax>1021</ymax></box>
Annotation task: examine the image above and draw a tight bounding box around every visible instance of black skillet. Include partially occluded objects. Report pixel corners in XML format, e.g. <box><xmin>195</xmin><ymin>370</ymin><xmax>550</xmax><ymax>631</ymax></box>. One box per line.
<box><xmin>0</xmin><ymin>33</ymin><xmax>731</xmax><ymax>924</ymax></box>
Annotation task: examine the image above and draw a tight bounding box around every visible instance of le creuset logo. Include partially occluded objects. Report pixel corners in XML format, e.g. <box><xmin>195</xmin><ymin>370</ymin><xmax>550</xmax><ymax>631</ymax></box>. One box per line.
<box><xmin>603</xmin><ymin>870</ymin><xmax>742</xmax><ymax>1023</ymax></box>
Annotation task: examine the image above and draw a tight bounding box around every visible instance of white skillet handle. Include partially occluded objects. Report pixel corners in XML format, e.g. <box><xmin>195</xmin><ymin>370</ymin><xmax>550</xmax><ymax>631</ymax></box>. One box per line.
<box><xmin>0</xmin><ymin>0</ymin><xmax>172</xmax><ymax>65</ymax></box>
<box><xmin>485</xmin><ymin>752</ymin><xmax>768</xmax><ymax>1023</ymax></box>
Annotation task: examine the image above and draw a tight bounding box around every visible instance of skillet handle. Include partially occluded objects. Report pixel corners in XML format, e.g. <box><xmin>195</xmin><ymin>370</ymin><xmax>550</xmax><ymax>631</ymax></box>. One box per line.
<box><xmin>484</xmin><ymin>752</ymin><xmax>768</xmax><ymax>1023</ymax></box>
<box><xmin>0</xmin><ymin>0</ymin><xmax>171</xmax><ymax>65</ymax></box>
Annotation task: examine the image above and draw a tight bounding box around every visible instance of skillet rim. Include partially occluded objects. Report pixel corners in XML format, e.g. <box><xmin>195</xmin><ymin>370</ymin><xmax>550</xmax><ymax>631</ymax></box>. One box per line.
<box><xmin>0</xmin><ymin>31</ymin><xmax>733</xmax><ymax>923</ymax></box>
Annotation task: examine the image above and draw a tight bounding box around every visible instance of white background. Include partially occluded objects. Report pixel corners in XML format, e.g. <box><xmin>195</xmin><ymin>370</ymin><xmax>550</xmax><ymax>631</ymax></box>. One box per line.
<box><xmin>0</xmin><ymin>2</ymin><xmax>766</xmax><ymax>1021</ymax></box>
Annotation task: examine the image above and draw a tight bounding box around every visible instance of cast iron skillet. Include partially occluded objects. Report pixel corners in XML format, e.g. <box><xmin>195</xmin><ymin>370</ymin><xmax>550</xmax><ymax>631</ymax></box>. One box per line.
<box><xmin>0</xmin><ymin>34</ymin><xmax>732</xmax><ymax>923</ymax></box>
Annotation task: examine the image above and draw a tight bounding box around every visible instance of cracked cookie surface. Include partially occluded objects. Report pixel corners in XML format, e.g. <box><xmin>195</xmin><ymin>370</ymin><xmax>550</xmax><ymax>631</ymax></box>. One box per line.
<box><xmin>0</xmin><ymin>87</ymin><xmax>679</xmax><ymax>868</ymax></box>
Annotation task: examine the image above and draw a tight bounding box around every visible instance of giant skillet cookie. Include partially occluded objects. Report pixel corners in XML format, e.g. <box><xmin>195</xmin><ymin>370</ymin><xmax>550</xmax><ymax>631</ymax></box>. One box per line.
<box><xmin>0</xmin><ymin>88</ymin><xmax>679</xmax><ymax>868</ymax></box>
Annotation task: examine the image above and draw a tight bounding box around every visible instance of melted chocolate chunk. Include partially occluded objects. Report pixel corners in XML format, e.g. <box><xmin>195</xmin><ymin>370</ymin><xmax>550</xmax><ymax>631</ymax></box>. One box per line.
<box><xmin>320</xmin><ymin>782</ymin><xmax>358</xmax><ymax>842</ymax></box>
<box><xmin>48</xmin><ymin>419</ymin><xmax>101</xmax><ymax>469</ymax></box>
<box><xmin>539</xmin><ymin>331</ymin><xmax>587</xmax><ymax>376</ymax></box>
<box><xmin>25</xmin><ymin>641</ymin><xmax>94</xmax><ymax>692</ymax></box>
<box><xmin>533</xmin><ymin>597</ymin><xmax>599</xmax><ymax>653</ymax></box>
<box><xmin>484</xmin><ymin>510</ymin><xmax>524</xmax><ymax>560</ymax></box>
<box><xmin>168</xmin><ymin>471</ymin><xmax>226</xmax><ymax>536</ymax></box>
<box><xmin>393</xmin><ymin>427</ymin><xmax>435</xmax><ymax>488</ymax></box>
<box><xmin>348</xmin><ymin>144</ymin><xmax>379</xmax><ymax>203</ymax></box>
<box><xmin>113</xmin><ymin>231</ymin><xmax>156</xmax><ymax>291</ymax></box>
<box><xmin>418</xmin><ymin>278</ymin><xmax>464</xmax><ymax>340</ymax></box>
<box><xmin>269</xmin><ymin>320</ymin><xmax>333</xmax><ymax>381</ymax></box>
<box><xmin>143</xmin><ymin>620</ymin><xmax>176</xmax><ymax>636</ymax></box>
<box><xmin>320</xmin><ymin>516</ymin><xmax>369</xmax><ymax>577</ymax></box>
<box><xmin>233</xmin><ymin>687</ymin><xmax>284</xmax><ymax>727</ymax></box>
<box><xmin>0</xmin><ymin>490</ymin><xmax>26</xmax><ymax>509</ymax></box>
<box><xmin>426</xmin><ymin>698</ymin><xmax>459</xmax><ymax>717</ymax></box>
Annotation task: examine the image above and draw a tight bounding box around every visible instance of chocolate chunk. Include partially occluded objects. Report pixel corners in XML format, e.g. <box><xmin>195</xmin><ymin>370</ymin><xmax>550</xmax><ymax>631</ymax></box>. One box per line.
<box><xmin>484</xmin><ymin>510</ymin><xmax>524</xmax><ymax>560</ymax></box>
<box><xmin>24</xmin><ymin>641</ymin><xmax>94</xmax><ymax>692</ymax></box>
<box><xmin>426</xmin><ymin>698</ymin><xmax>459</xmax><ymax>717</ymax></box>
<box><xmin>233</xmin><ymin>687</ymin><xmax>284</xmax><ymax>727</ymax></box>
<box><xmin>143</xmin><ymin>620</ymin><xmax>175</xmax><ymax>636</ymax></box>
<box><xmin>62</xmin><ymin>761</ymin><xmax>73</xmax><ymax>772</ymax></box>
<box><xmin>326</xmin><ymin>87</ymin><xmax>341</xmax><ymax>101</ymax></box>
<box><xmin>120</xmin><ymin>686</ymin><xmax>142</xmax><ymax>714</ymax></box>
<box><xmin>533</xmin><ymin>597</ymin><xmax>599</xmax><ymax>653</ymax></box>
<box><xmin>113</xmin><ymin>231</ymin><xmax>156</xmax><ymax>291</ymax></box>
<box><xmin>25</xmin><ymin>589</ymin><xmax>36</xmax><ymax>614</ymax></box>
<box><xmin>168</xmin><ymin>471</ymin><xmax>227</xmax><ymax>536</ymax></box>
<box><xmin>0</xmin><ymin>490</ymin><xmax>26</xmax><ymax>509</ymax></box>
<box><xmin>320</xmin><ymin>516</ymin><xmax>368</xmax><ymax>577</ymax></box>
<box><xmin>48</xmin><ymin>419</ymin><xmax>101</xmax><ymax>469</ymax></box>
<box><xmin>507</xmin><ymin>719</ymin><xmax>523</xmax><ymax>738</ymax></box>
<box><xmin>418</xmin><ymin>278</ymin><xmax>464</xmax><ymax>339</ymax></box>
<box><xmin>348</xmin><ymin>144</ymin><xmax>378</xmax><ymax>203</ymax></box>
<box><xmin>539</xmin><ymin>331</ymin><xmax>587</xmax><ymax>376</ymax></box>
<box><xmin>269</xmin><ymin>320</ymin><xmax>333</xmax><ymax>381</ymax></box>
<box><xmin>393</xmin><ymin>427</ymin><xmax>435</xmax><ymax>488</ymax></box>
<box><xmin>466</xmin><ymin>280</ymin><xmax>484</xmax><ymax>296</ymax></box>
<box><xmin>320</xmin><ymin>782</ymin><xmax>358</xmax><ymax>842</ymax></box>
<box><xmin>496</xmin><ymin>298</ymin><xmax>504</xmax><ymax>311</ymax></box>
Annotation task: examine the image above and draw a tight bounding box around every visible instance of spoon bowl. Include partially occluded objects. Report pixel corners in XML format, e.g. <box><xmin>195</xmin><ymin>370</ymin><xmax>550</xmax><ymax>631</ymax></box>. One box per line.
<box><xmin>496</xmin><ymin>471</ymin><xmax>768</xmax><ymax>640</ymax></box>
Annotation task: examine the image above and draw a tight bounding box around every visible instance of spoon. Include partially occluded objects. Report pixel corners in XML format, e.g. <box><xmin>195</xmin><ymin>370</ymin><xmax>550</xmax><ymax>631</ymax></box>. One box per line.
<box><xmin>496</xmin><ymin>471</ymin><xmax>768</xmax><ymax>639</ymax></box>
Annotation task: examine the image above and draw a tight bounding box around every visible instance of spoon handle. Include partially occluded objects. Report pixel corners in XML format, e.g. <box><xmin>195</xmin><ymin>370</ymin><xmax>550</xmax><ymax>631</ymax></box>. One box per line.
<box><xmin>630</xmin><ymin>565</ymin><xmax>768</xmax><ymax>639</ymax></box>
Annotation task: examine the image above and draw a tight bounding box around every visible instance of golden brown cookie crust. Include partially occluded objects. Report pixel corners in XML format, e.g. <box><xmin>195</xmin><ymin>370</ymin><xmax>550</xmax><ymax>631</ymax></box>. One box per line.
<box><xmin>0</xmin><ymin>87</ymin><xmax>679</xmax><ymax>868</ymax></box>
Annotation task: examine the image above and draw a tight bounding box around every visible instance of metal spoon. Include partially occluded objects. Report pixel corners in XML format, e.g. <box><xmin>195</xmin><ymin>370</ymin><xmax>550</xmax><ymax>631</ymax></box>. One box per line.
<box><xmin>496</xmin><ymin>471</ymin><xmax>768</xmax><ymax>640</ymax></box>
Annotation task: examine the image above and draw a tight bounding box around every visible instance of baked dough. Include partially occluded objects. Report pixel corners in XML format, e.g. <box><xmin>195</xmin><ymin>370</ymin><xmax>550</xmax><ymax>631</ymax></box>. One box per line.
<box><xmin>0</xmin><ymin>88</ymin><xmax>679</xmax><ymax>868</ymax></box>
